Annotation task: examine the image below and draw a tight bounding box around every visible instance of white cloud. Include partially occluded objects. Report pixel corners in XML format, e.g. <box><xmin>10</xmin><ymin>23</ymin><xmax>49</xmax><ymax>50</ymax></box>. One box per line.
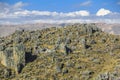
<box><xmin>14</xmin><ymin>10</ymin><xmax>59</xmax><ymax>17</ymax></box>
<box><xmin>0</xmin><ymin>1</ymin><xmax>27</xmax><ymax>18</ymax></box>
<box><xmin>13</xmin><ymin>1</ymin><xmax>27</xmax><ymax>9</ymax></box>
<box><xmin>24</xmin><ymin>19</ymin><xmax>94</xmax><ymax>24</ymax></box>
<box><xmin>79</xmin><ymin>1</ymin><xmax>91</xmax><ymax>6</ymax></box>
<box><xmin>13</xmin><ymin>10</ymin><xmax>90</xmax><ymax>17</ymax></box>
<box><xmin>31</xmin><ymin>11</ymin><xmax>59</xmax><ymax>16</ymax></box>
<box><xmin>0</xmin><ymin>2</ymin><xmax>120</xmax><ymax>24</ymax></box>
<box><xmin>14</xmin><ymin>10</ymin><xmax>30</xmax><ymax>16</ymax></box>
<box><xmin>96</xmin><ymin>8</ymin><xmax>111</xmax><ymax>16</ymax></box>
<box><xmin>62</xmin><ymin>11</ymin><xmax>90</xmax><ymax>17</ymax></box>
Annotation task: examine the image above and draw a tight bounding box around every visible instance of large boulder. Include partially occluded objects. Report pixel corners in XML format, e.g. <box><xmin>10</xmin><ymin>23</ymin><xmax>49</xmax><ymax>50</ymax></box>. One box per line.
<box><xmin>13</xmin><ymin>43</ymin><xmax>25</xmax><ymax>74</ymax></box>
<box><xmin>58</xmin><ymin>43</ymin><xmax>72</xmax><ymax>56</ymax></box>
<box><xmin>0</xmin><ymin>47</ymin><xmax>14</xmax><ymax>68</ymax></box>
<box><xmin>0</xmin><ymin>43</ymin><xmax>25</xmax><ymax>74</ymax></box>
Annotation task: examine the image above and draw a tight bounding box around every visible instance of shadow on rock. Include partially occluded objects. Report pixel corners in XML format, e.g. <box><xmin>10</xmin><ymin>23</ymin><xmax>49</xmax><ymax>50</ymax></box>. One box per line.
<box><xmin>25</xmin><ymin>52</ymin><xmax>37</xmax><ymax>63</ymax></box>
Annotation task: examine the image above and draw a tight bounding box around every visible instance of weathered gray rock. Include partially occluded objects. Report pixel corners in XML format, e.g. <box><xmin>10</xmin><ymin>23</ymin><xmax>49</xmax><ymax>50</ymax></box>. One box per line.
<box><xmin>101</xmin><ymin>38</ymin><xmax>106</xmax><ymax>43</ymax></box>
<box><xmin>55</xmin><ymin>63</ymin><xmax>64</xmax><ymax>73</ymax></box>
<box><xmin>92</xmin><ymin>58</ymin><xmax>101</xmax><ymax>64</ymax></box>
<box><xmin>95</xmin><ymin>72</ymin><xmax>109</xmax><ymax>80</ymax></box>
<box><xmin>55</xmin><ymin>38</ymin><xmax>72</xmax><ymax>55</ymax></box>
<box><xmin>81</xmin><ymin>38</ymin><xmax>87</xmax><ymax>49</ymax></box>
<box><xmin>0</xmin><ymin>44</ymin><xmax>5</xmax><ymax>51</ymax></box>
<box><xmin>82</xmin><ymin>70</ymin><xmax>94</xmax><ymax>75</ymax></box>
<box><xmin>0</xmin><ymin>47</ymin><xmax>14</xmax><ymax>68</ymax></box>
<box><xmin>63</xmin><ymin>45</ymin><xmax>72</xmax><ymax>56</ymax></box>
<box><xmin>13</xmin><ymin>43</ymin><xmax>25</xmax><ymax>73</ymax></box>
<box><xmin>13</xmin><ymin>36</ymin><xmax>22</xmax><ymax>43</ymax></box>
<box><xmin>90</xmin><ymin>40</ymin><xmax>96</xmax><ymax>44</ymax></box>
<box><xmin>62</xmin><ymin>68</ymin><xmax>68</xmax><ymax>75</ymax></box>
<box><xmin>81</xmin><ymin>70</ymin><xmax>94</xmax><ymax>80</ymax></box>
<box><xmin>0</xmin><ymin>43</ymin><xmax>25</xmax><ymax>74</ymax></box>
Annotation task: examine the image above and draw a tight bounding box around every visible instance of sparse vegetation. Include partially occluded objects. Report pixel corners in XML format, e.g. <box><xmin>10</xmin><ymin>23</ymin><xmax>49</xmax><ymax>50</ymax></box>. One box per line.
<box><xmin>0</xmin><ymin>23</ymin><xmax>120</xmax><ymax>80</ymax></box>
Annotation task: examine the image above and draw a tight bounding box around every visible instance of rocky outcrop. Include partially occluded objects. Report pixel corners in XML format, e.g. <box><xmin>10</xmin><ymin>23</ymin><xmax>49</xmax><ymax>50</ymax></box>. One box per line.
<box><xmin>0</xmin><ymin>43</ymin><xmax>25</xmax><ymax>74</ymax></box>
<box><xmin>0</xmin><ymin>23</ymin><xmax>120</xmax><ymax>79</ymax></box>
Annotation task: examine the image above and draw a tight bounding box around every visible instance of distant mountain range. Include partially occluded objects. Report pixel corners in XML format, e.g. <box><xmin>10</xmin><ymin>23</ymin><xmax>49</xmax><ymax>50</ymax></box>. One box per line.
<box><xmin>0</xmin><ymin>23</ymin><xmax>120</xmax><ymax>37</ymax></box>
<box><xmin>96</xmin><ymin>23</ymin><xmax>120</xmax><ymax>35</ymax></box>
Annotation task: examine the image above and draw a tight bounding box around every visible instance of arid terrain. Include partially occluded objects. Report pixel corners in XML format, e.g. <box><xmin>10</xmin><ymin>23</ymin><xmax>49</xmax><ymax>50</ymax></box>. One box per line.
<box><xmin>0</xmin><ymin>24</ymin><xmax>120</xmax><ymax>80</ymax></box>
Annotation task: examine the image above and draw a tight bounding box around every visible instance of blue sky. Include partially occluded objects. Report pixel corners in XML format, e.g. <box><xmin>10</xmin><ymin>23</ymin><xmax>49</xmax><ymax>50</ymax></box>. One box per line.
<box><xmin>1</xmin><ymin>0</ymin><xmax>120</xmax><ymax>13</ymax></box>
<box><xmin>0</xmin><ymin>0</ymin><xmax>120</xmax><ymax>24</ymax></box>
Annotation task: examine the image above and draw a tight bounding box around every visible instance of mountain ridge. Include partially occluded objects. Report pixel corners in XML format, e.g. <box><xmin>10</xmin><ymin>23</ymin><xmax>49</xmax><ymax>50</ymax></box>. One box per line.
<box><xmin>0</xmin><ymin>23</ymin><xmax>120</xmax><ymax>37</ymax></box>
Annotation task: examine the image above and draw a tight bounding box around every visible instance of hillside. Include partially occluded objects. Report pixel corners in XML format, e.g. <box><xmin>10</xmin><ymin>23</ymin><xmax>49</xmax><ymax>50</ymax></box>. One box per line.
<box><xmin>0</xmin><ymin>24</ymin><xmax>120</xmax><ymax>80</ymax></box>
